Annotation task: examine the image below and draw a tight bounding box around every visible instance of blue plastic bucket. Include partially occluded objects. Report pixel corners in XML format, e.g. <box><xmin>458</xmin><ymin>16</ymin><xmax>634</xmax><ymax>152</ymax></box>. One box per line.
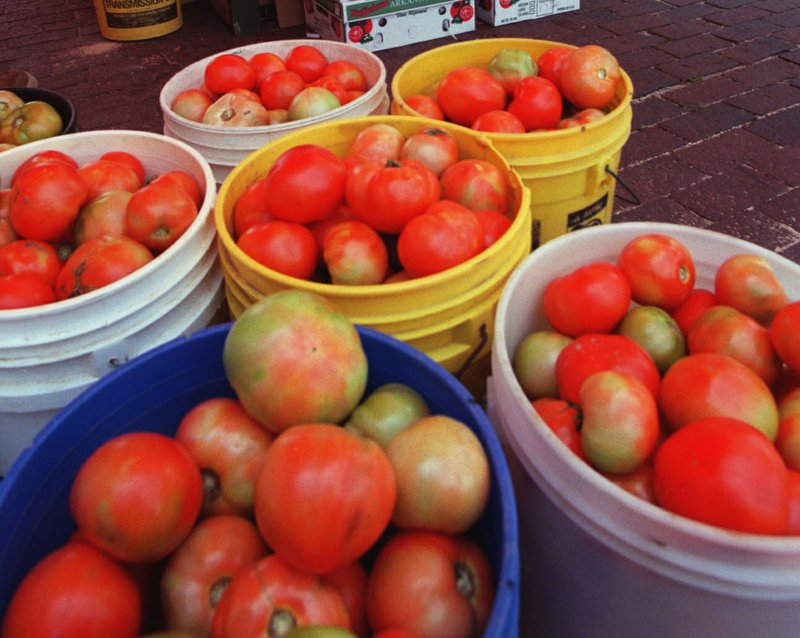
<box><xmin>0</xmin><ymin>323</ymin><xmax>519</xmax><ymax>637</ymax></box>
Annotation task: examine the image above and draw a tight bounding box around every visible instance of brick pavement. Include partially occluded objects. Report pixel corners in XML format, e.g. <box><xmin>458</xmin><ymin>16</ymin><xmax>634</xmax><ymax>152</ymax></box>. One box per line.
<box><xmin>2</xmin><ymin>0</ymin><xmax>799</xmax><ymax>260</ymax></box>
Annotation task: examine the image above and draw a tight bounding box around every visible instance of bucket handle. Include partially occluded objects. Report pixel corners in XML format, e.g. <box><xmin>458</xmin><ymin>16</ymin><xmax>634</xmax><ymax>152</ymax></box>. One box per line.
<box><xmin>454</xmin><ymin>323</ymin><xmax>489</xmax><ymax>379</ymax></box>
<box><xmin>605</xmin><ymin>166</ymin><xmax>641</xmax><ymax>206</ymax></box>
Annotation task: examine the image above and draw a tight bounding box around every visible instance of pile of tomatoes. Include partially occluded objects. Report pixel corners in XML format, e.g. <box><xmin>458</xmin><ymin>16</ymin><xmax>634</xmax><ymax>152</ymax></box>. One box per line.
<box><xmin>0</xmin><ymin>148</ymin><xmax>204</xmax><ymax>309</ymax></box>
<box><xmin>232</xmin><ymin>122</ymin><xmax>515</xmax><ymax>284</ymax></box>
<box><xmin>401</xmin><ymin>43</ymin><xmax>622</xmax><ymax>133</ymax></box>
<box><xmin>1</xmin><ymin>290</ymin><xmax>496</xmax><ymax>638</ymax></box>
<box><xmin>513</xmin><ymin>232</ymin><xmax>800</xmax><ymax>536</ymax></box>
<box><xmin>171</xmin><ymin>45</ymin><xmax>372</xmax><ymax>128</ymax></box>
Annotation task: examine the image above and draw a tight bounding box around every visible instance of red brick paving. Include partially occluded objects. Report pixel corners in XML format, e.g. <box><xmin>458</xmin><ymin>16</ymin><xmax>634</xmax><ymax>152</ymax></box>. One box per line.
<box><xmin>3</xmin><ymin>0</ymin><xmax>800</xmax><ymax>259</ymax></box>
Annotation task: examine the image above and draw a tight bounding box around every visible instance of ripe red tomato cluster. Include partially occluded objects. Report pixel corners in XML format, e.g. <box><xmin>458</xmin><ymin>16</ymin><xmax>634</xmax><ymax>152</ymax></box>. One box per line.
<box><xmin>513</xmin><ymin>232</ymin><xmax>800</xmax><ymax>536</ymax></box>
<box><xmin>1</xmin><ymin>304</ymin><xmax>496</xmax><ymax>638</ymax></box>
<box><xmin>0</xmin><ymin>148</ymin><xmax>203</xmax><ymax>310</ymax></box>
<box><xmin>171</xmin><ymin>45</ymin><xmax>372</xmax><ymax>128</ymax></box>
<box><xmin>402</xmin><ymin>43</ymin><xmax>622</xmax><ymax>133</ymax></box>
<box><xmin>232</xmin><ymin>122</ymin><xmax>515</xmax><ymax>283</ymax></box>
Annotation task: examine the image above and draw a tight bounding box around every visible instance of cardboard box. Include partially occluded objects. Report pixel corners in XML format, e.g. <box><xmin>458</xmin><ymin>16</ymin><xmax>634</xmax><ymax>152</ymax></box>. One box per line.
<box><xmin>475</xmin><ymin>0</ymin><xmax>578</xmax><ymax>27</ymax></box>
<box><xmin>304</xmin><ymin>0</ymin><xmax>475</xmax><ymax>52</ymax></box>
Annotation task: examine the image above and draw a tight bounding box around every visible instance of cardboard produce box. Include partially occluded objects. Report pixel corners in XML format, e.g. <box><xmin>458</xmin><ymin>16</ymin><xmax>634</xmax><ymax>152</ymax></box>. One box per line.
<box><xmin>476</xmin><ymin>0</ymin><xmax>578</xmax><ymax>27</ymax></box>
<box><xmin>304</xmin><ymin>0</ymin><xmax>475</xmax><ymax>52</ymax></box>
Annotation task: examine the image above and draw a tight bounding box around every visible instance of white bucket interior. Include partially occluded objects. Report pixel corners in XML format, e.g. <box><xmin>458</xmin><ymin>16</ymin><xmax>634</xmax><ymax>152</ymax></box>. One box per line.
<box><xmin>489</xmin><ymin>221</ymin><xmax>800</xmax><ymax>637</ymax></box>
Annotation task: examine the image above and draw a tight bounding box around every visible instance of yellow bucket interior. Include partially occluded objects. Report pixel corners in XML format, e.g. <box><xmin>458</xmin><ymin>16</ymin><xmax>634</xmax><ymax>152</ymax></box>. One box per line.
<box><xmin>214</xmin><ymin>115</ymin><xmax>532</xmax><ymax>385</ymax></box>
<box><xmin>390</xmin><ymin>38</ymin><xmax>635</xmax><ymax>247</ymax></box>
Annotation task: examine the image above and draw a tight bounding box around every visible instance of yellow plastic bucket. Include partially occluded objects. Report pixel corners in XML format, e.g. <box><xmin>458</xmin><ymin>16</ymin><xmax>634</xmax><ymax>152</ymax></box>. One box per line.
<box><xmin>93</xmin><ymin>0</ymin><xmax>183</xmax><ymax>41</ymax></box>
<box><xmin>215</xmin><ymin>115</ymin><xmax>531</xmax><ymax>395</ymax></box>
<box><xmin>390</xmin><ymin>38</ymin><xmax>634</xmax><ymax>248</ymax></box>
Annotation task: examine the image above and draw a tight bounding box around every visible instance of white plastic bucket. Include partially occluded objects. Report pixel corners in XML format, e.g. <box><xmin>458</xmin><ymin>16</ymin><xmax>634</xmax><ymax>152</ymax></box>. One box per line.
<box><xmin>489</xmin><ymin>221</ymin><xmax>800</xmax><ymax>637</ymax></box>
<box><xmin>0</xmin><ymin>130</ymin><xmax>223</xmax><ymax>475</ymax></box>
<box><xmin>159</xmin><ymin>40</ymin><xmax>389</xmax><ymax>183</ymax></box>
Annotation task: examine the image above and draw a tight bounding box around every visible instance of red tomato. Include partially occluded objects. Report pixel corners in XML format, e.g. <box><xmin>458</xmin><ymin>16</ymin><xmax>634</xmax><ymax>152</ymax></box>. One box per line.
<box><xmin>232</xmin><ymin>175</ymin><xmax>273</xmax><ymax>238</ymax></box>
<box><xmin>579</xmin><ymin>370</ymin><xmax>660</xmax><ymax>474</ymax></box>
<box><xmin>309</xmin><ymin>203</ymin><xmax>357</xmax><ymax>250</ymax></box>
<box><xmin>254</xmin><ymin>423</ymin><xmax>396</xmax><ymax>574</ymax></box>
<box><xmin>617</xmin><ymin>233</ymin><xmax>696</xmax><ymax>310</ymax></box>
<box><xmin>9</xmin><ymin>160</ymin><xmax>88</xmax><ymax>241</ymax></box>
<box><xmin>471</xmin><ymin>109</ymin><xmax>526</xmax><ymax>133</ymax></box>
<box><xmin>0</xmin><ymin>238</ymin><xmax>61</xmax><ymax>285</ymax></box>
<box><xmin>556</xmin><ymin>333</ymin><xmax>661</xmax><ymax>405</ymax></box>
<box><xmin>776</xmin><ymin>388</ymin><xmax>800</xmax><ymax>471</ymax></box>
<box><xmin>658</xmin><ymin>352</ymin><xmax>779</xmax><ymax>440</ymax></box>
<box><xmin>399</xmin><ymin>127</ymin><xmax>459</xmax><ymax>177</ymax></box>
<box><xmin>787</xmin><ymin>469</ymin><xmax>800</xmax><ymax>535</ymax></box>
<box><xmin>211</xmin><ymin>553</ymin><xmax>350</xmax><ymax>637</ymax></box>
<box><xmin>263</xmin><ymin>144</ymin><xmax>348</xmax><ymax>224</ymax></box>
<box><xmin>435</xmin><ymin>66</ymin><xmax>507</xmax><ymax>127</ymax></box>
<box><xmin>99</xmin><ymin>150</ymin><xmax>146</xmax><ymax>184</ymax></box>
<box><xmin>237</xmin><ymin>220</ymin><xmax>319</xmax><ymax>280</ymax></box>
<box><xmin>345</xmin><ymin>159</ymin><xmax>440</xmax><ymax>234</ymax></box>
<box><xmin>249</xmin><ymin>51</ymin><xmax>287</xmax><ymax>88</ymax></box>
<box><xmin>0</xmin><ymin>542</ymin><xmax>141</xmax><ymax>638</ymax></box>
<box><xmin>473</xmin><ymin>208</ymin><xmax>512</xmax><ymax>248</ymax></box>
<box><xmin>531</xmin><ymin>397</ymin><xmax>585</xmax><ymax>460</ymax></box>
<box><xmin>77</xmin><ymin>158</ymin><xmax>142</xmax><ymax>200</ymax></box>
<box><xmin>204</xmin><ymin>53</ymin><xmax>256</xmax><ymax>95</ymax></box>
<box><xmin>9</xmin><ymin>149</ymin><xmax>79</xmax><ymax>185</ymax></box>
<box><xmin>323</xmin><ymin>562</ymin><xmax>370</xmax><ymax>638</ymax></box>
<box><xmin>542</xmin><ymin>261</ymin><xmax>632</xmax><ymax>337</ymax></box>
<box><xmin>174</xmin><ymin>397</ymin><xmax>275</xmax><ymax>517</ymax></box>
<box><xmin>536</xmin><ymin>45</ymin><xmax>574</xmax><ymax>92</ymax></box>
<box><xmin>344</xmin><ymin>123</ymin><xmax>405</xmax><ymax>166</ymax></box>
<box><xmin>403</xmin><ymin>94</ymin><xmax>446</xmax><ymax>121</ymax></box>
<box><xmin>0</xmin><ymin>188</ymin><xmax>18</xmax><ymax>247</ymax></box>
<box><xmin>323</xmin><ymin>59</ymin><xmax>367</xmax><ymax>92</ymax></box>
<box><xmin>54</xmin><ymin>235</ymin><xmax>153</xmax><ymax>299</ymax></box>
<box><xmin>366</xmin><ymin>530</ymin><xmax>494</xmax><ymax>638</ymax></box>
<box><xmin>507</xmin><ymin>75</ymin><xmax>563</xmax><ymax>131</ymax></box>
<box><xmin>70</xmin><ymin>432</ymin><xmax>203</xmax><ymax>563</ymax></box>
<box><xmin>260</xmin><ymin>70</ymin><xmax>306</xmax><ymax>110</ymax></box>
<box><xmin>384</xmin><ymin>415</ymin><xmax>490</xmax><ymax>534</ymax></box>
<box><xmin>73</xmin><ymin>189</ymin><xmax>132</xmax><ymax>244</ymax></box>
<box><xmin>397</xmin><ymin>200</ymin><xmax>484</xmax><ymax>278</ymax></box>
<box><xmin>309</xmin><ymin>75</ymin><xmax>350</xmax><ymax>104</ymax></box>
<box><xmin>559</xmin><ymin>44</ymin><xmax>622</xmax><ymax>110</ymax></box>
<box><xmin>0</xmin><ymin>272</ymin><xmax>55</xmax><ymax>309</ymax></box>
<box><xmin>771</xmin><ymin>301</ymin><xmax>800</xmax><ymax>376</ymax></box>
<box><xmin>670</xmin><ymin>287</ymin><xmax>716</xmax><ymax>338</ymax></box>
<box><xmin>161</xmin><ymin>514</ymin><xmax>269</xmax><ymax>636</ymax></box>
<box><xmin>322</xmin><ymin>219</ymin><xmax>388</xmax><ymax>285</ymax></box>
<box><xmin>125</xmin><ymin>182</ymin><xmax>198</xmax><ymax>252</ymax></box>
<box><xmin>688</xmin><ymin>305</ymin><xmax>782</xmax><ymax>386</ymax></box>
<box><xmin>714</xmin><ymin>253</ymin><xmax>789</xmax><ymax>325</ymax></box>
<box><xmin>149</xmin><ymin>169</ymin><xmax>204</xmax><ymax>207</ymax></box>
<box><xmin>285</xmin><ymin>45</ymin><xmax>330</xmax><ymax>83</ymax></box>
<box><xmin>602</xmin><ymin>463</ymin><xmax>657</xmax><ymax>504</ymax></box>
<box><xmin>439</xmin><ymin>158</ymin><xmax>510</xmax><ymax>213</ymax></box>
<box><xmin>653</xmin><ymin>416</ymin><xmax>790</xmax><ymax>535</ymax></box>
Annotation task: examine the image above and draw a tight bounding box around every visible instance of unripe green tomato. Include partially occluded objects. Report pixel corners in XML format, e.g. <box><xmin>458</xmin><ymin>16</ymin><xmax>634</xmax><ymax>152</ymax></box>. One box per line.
<box><xmin>512</xmin><ymin>330</ymin><xmax>573</xmax><ymax>399</ymax></box>
<box><xmin>617</xmin><ymin>305</ymin><xmax>686</xmax><ymax>374</ymax></box>
<box><xmin>344</xmin><ymin>382</ymin><xmax>430</xmax><ymax>447</ymax></box>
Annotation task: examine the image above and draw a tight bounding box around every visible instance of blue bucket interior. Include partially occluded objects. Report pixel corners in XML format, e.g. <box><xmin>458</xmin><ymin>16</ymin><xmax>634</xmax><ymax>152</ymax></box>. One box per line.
<box><xmin>0</xmin><ymin>322</ymin><xmax>519</xmax><ymax>636</ymax></box>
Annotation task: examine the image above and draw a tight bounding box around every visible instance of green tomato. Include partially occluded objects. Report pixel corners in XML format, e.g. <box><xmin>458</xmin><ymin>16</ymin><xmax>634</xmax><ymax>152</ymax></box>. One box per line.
<box><xmin>512</xmin><ymin>330</ymin><xmax>573</xmax><ymax>399</ymax></box>
<box><xmin>344</xmin><ymin>382</ymin><xmax>430</xmax><ymax>446</ymax></box>
<box><xmin>617</xmin><ymin>305</ymin><xmax>686</xmax><ymax>374</ymax></box>
<box><xmin>283</xmin><ymin>626</ymin><xmax>358</xmax><ymax>638</ymax></box>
